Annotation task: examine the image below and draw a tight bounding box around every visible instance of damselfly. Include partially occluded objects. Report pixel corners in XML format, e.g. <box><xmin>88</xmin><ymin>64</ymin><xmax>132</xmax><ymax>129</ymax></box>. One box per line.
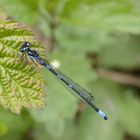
<box><xmin>20</xmin><ymin>42</ymin><xmax>108</xmax><ymax>120</ymax></box>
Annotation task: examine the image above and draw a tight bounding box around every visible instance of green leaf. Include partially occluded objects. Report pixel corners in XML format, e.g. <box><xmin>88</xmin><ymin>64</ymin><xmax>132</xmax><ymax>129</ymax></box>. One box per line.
<box><xmin>56</xmin><ymin>25</ymin><xmax>110</xmax><ymax>53</ymax></box>
<box><xmin>0</xmin><ymin>0</ymin><xmax>39</xmax><ymax>24</ymax></box>
<box><xmin>60</xmin><ymin>0</ymin><xmax>140</xmax><ymax>34</ymax></box>
<box><xmin>99</xmin><ymin>34</ymin><xmax>140</xmax><ymax>70</ymax></box>
<box><xmin>34</xmin><ymin>120</ymin><xmax>77</xmax><ymax>140</ymax></box>
<box><xmin>0</xmin><ymin>122</ymin><xmax>8</xmax><ymax>136</ymax></box>
<box><xmin>0</xmin><ymin>108</ymin><xmax>34</xmax><ymax>140</ymax></box>
<box><xmin>0</xmin><ymin>21</ymin><xmax>45</xmax><ymax>113</ymax></box>
<box><xmin>43</xmin><ymin>0</ymin><xmax>63</xmax><ymax>15</ymax></box>
<box><xmin>1</xmin><ymin>0</ymin><xmax>140</xmax><ymax>34</ymax></box>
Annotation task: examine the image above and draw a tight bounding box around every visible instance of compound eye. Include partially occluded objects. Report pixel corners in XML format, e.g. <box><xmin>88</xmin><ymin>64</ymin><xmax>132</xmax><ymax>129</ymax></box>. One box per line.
<box><xmin>25</xmin><ymin>42</ymin><xmax>30</xmax><ymax>47</ymax></box>
<box><xmin>20</xmin><ymin>42</ymin><xmax>30</xmax><ymax>52</ymax></box>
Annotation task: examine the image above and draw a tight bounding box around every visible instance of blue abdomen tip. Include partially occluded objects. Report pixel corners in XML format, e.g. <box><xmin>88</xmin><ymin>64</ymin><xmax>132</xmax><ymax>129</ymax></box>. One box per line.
<box><xmin>98</xmin><ymin>110</ymin><xmax>108</xmax><ymax>120</ymax></box>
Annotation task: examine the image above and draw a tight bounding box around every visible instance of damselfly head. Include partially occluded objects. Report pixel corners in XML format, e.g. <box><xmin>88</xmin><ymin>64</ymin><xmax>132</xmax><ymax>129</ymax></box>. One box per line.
<box><xmin>20</xmin><ymin>42</ymin><xmax>30</xmax><ymax>52</ymax></box>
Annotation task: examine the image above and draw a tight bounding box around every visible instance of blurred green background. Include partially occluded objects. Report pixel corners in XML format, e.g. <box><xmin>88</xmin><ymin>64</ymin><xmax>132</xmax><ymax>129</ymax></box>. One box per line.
<box><xmin>0</xmin><ymin>0</ymin><xmax>140</xmax><ymax>140</ymax></box>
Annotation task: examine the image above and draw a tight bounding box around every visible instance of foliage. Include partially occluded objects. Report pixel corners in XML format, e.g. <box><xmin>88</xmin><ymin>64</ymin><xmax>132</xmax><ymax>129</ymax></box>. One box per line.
<box><xmin>1</xmin><ymin>0</ymin><xmax>140</xmax><ymax>33</ymax></box>
<box><xmin>0</xmin><ymin>21</ymin><xmax>45</xmax><ymax>113</ymax></box>
<box><xmin>0</xmin><ymin>0</ymin><xmax>140</xmax><ymax>140</ymax></box>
